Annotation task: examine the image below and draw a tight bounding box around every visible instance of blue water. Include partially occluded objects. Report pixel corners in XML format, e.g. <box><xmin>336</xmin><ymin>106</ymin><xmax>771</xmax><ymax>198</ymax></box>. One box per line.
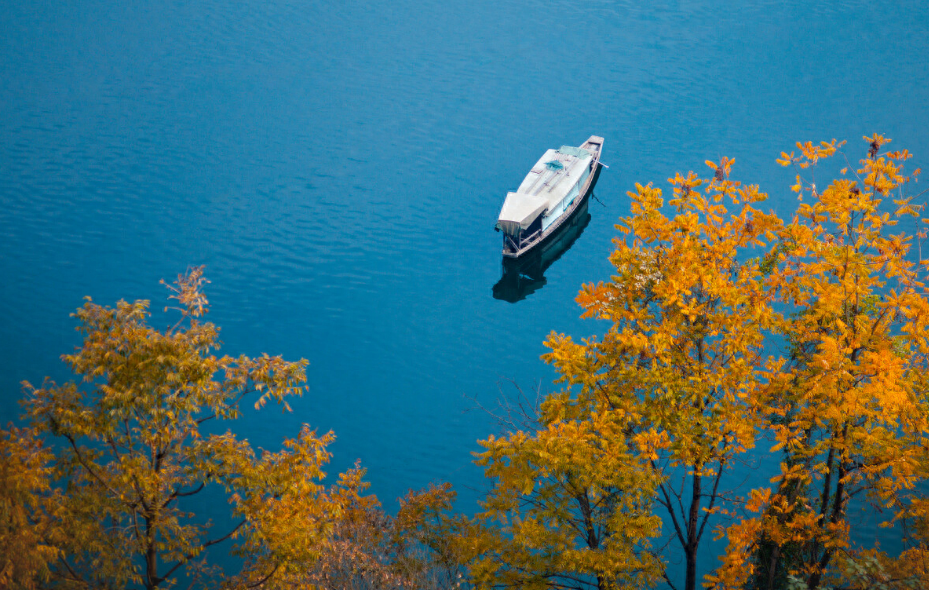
<box><xmin>3</xmin><ymin>0</ymin><xmax>928</xmax><ymax>584</ymax></box>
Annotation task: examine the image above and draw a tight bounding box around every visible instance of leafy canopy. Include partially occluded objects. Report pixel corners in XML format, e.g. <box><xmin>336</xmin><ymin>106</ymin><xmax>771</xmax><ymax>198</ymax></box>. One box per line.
<box><xmin>19</xmin><ymin>267</ymin><xmax>348</xmax><ymax>589</ymax></box>
<box><xmin>466</xmin><ymin>136</ymin><xmax>929</xmax><ymax>590</ymax></box>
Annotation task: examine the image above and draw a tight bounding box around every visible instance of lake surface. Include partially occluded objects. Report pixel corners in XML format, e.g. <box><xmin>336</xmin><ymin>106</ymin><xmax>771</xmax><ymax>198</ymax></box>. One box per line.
<box><xmin>2</xmin><ymin>0</ymin><xmax>928</xmax><ymax>584</ymax></box>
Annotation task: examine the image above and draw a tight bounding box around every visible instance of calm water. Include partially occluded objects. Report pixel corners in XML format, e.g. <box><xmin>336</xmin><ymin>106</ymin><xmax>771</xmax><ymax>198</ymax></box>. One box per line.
<box><xmin>3</xmin><ymin>0</ymin><xmax>928</xmax><ymax>583</ymax></box>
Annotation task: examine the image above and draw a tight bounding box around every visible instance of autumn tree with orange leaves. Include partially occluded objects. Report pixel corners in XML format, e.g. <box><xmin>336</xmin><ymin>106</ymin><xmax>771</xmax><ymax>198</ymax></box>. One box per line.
<box><xmin>1</xmin><ymin>268</ymin><xmax>468</xmax><ymax>590</ymax></box>
<box><xmin>469</xmin><ymin>152</ymin><xmax>783</xmax><ymax>590</ymax></box>
<box><xmin>711</xmin><ymin>135</ymin><xmax>929</xmax><ymax>590</ymax></box>
<box><xmin>5</xmin><ymin>268</ymin><xmax>357</xmax><ymax>590</ymax></box>
<box><xmin>465</xmin><ymin>135</ymin><xmax>929</xmax><ymax>590</ymax></box>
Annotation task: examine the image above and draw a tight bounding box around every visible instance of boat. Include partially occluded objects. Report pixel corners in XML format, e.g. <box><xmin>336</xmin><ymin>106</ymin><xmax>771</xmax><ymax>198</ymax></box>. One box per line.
<box><xmin>492</xmin><ymin>197</ymin><xmax>592</xmax><ymax>303</ymax></box>
<box><xmin>495</xmin><ymin>135</ymin><xmax>603</xmax><ymax>258</ymax></box>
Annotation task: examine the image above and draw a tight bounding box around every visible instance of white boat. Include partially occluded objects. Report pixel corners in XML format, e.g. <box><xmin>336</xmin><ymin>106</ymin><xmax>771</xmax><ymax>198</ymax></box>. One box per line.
<box><xmin>495</xmin><ymin>136</ymin><xmax>604</xmax><ymax>258</ymax></box>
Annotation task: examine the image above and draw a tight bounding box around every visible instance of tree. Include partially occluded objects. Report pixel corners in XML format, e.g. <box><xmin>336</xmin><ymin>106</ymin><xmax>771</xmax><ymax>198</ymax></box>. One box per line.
<box><xmin>308</xmin><ymin>477</ymin><xmax>469</xmax><ymax>589</ymax></box>
<box><xmin>467</xmin><ymin>394</ymin><xmax>664</xmax><ymax>589</ymax></box>
<box><xmin>469</xmin><ymin>161</ymin><xmax>783</xmax><ymax>590</ymax></box>
<box><xmin>19</xmin><ymin>267</ymin><xmax>352</xmax><ymax>589</ymax></box>
<box><xmin>711</xmin><ymin>136</ymin><xmax>929</xmax><ymax>590</ymax></box>
<box><xmin>0</xmin><ymin>425</ymin><xmax>57</xmax><ymax>590</ymax></box>
<box><xmin>469</xmin><ymin>136</ymin><xmax>929</xmax><ymax>590</ymax></box>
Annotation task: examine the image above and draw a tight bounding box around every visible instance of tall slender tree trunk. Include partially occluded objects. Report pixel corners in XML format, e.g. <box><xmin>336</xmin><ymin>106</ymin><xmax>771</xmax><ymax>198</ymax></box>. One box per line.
<box><xmin>808</xmin><ymin>462</ymin><xmax>847</xmax><ymax>590</ymax></box>
<box><xmin>145</xmin><ymin>515</ymin><xmax>158</xmax><ymax>589</ymax></box>
<box><xmin>765</xmin><ymin>543</ymin><xmax>782</xmax><ymax>590</ymax></box>
<box><xmin>685</xmin><ymin>470</ymin><xmax>702</xmax><ymax>590</ymax></box>
<box><xmin>685</xmin><ymin>550</ymin><xmax>697</xmax><ymax>590</ymax></box>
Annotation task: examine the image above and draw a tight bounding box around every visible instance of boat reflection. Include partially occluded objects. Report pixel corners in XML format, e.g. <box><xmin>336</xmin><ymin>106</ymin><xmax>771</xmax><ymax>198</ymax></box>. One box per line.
<box><xmin>492</xmin><ymin>198</ymin><xmax>592</xmax><ymax>303</ymax></box>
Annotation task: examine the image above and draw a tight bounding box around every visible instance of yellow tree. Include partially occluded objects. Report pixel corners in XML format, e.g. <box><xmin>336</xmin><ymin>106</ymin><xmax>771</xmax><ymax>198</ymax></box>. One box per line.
<box><xmin>21</xmin><ymin>268</ymin><xmax>351</xmax><ymax>589</ymax></box>
<box><xmin>468</xmin><ymin>399</ymin><xmax>664</xmax><ymax>589</ymax></box>
<box><xmin>308</xmin><ymin>479</ymin><xmax>469</xmax><ymax>589</ymax></box>
<box><xmin>470</xmin><ymin>161</ymin><xmax>782</xmax><ymax>590</ymax></box>
<box><xmin>710</xmin><ymin>136</ymin><xmax>929</xmax><ymax>590</ymax></box>
<box><xmin>0</xmin><ymin>425</ymin><xmax>57</xmax><ymax>590</ymax></box>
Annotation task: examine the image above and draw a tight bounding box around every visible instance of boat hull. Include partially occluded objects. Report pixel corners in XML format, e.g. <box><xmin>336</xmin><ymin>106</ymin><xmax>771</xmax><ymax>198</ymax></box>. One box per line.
<box><xmin>501</xmin><ymin>136</ymin><xmax>603</xmax><ymax>258</ymax></box>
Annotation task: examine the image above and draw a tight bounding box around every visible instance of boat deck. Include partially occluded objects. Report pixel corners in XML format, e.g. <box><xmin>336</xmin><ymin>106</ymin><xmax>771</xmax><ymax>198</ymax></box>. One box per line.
<box><xmin>518</xmin><ymin>149</ymin><xmax>592</xmax><ymax>198</ymax></box>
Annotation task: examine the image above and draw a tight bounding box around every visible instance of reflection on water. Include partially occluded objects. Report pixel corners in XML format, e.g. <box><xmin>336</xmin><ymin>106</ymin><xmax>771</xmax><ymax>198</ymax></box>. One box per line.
<box><xmin>493</xmin><ymin>199</ymin><xmax>592</xmax><ymax>303</ymax></box>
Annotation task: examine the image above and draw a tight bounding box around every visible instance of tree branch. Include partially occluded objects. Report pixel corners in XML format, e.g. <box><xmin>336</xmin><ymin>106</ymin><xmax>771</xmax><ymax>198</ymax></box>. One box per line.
<box><xmin>655</xmin><ymin>476</ymin><xmax>687</xmax><ymax>547</ymax></box>
<box><xmin>246</xmin><ymin>563</ymin><xmax>280</xmax><ymax>589</ymax></box>
<box><xmin>696</xmin><ymin>462</ymin><xmax>725</xmax><ymax>545</ymax></box>
<box><xmin>158</xmin><ymin>519</ymin><xmax>248</xmax><ymax>584</ymax></box>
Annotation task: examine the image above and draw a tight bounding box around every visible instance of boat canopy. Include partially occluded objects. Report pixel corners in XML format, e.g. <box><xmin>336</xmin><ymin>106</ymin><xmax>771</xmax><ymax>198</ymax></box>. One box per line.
<box><xmin>497</xmin><ymin>192</ymin><xmax>548</xmax><ymax>235</ymax></box>
<box><xmin>496</xmin><ymin>146</ymin><xmax>594</xmax><ymax>236</ymax></box>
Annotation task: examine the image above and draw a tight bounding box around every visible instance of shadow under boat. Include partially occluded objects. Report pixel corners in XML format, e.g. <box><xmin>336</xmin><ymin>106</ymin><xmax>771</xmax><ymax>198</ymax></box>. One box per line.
<box><xmin>492</xmin><ymin>197</ymin><xmax>593</xmax><ymax>303</ymax></box>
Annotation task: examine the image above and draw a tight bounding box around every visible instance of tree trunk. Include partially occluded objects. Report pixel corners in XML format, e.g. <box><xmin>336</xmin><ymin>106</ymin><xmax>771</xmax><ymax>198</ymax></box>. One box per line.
<box><xmin>685</xmin><ymin>549</ymin><xmax>697</xmax><ymax>590</ymax></box>
<box><xmin>765</xmin><ymin>543</ymin><xmax>781</xmax><ymax>590</ymax></box>
<box><xmin>685</xmin><ymin>470</ymin><xmax>702</xmax><ymax>590</ymax></box>
<box><xmin>145</xmin><ymin>515</ymin><xmax>158</xmax><ymax>589</ymax></box>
